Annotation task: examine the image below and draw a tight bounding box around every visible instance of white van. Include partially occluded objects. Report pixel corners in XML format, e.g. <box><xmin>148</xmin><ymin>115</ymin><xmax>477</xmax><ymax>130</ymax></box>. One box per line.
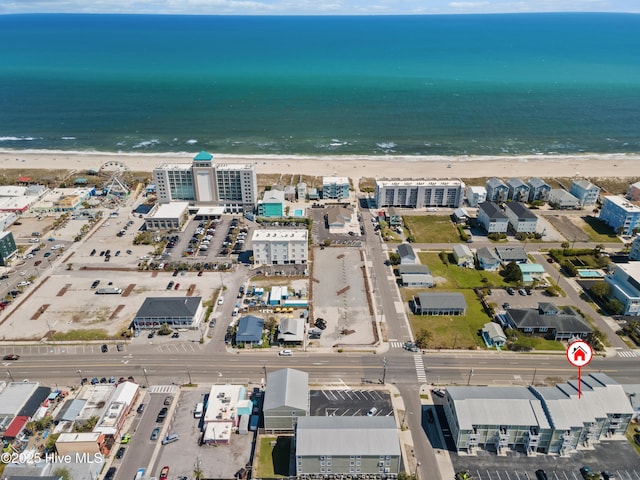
<box><xmin>194</xmin><ymin>402</ymin><xmax>204</xmax><ymax>419</ymax></box>
<box><xmin>232</xmin><ymin>307</ymin><xmax>239</xmax><ymax>316</ymax></box>
<box><xmin>161</xmin><ymin>433</ymin><xmax>180</xmax><ymax>445</ymax></box>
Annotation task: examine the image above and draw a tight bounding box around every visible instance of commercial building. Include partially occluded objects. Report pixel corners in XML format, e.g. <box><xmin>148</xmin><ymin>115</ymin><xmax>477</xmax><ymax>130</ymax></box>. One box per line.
<box><xmin>570</xmin><ymin>179</ymin><xmax>600</xmax><ymax>206</ymax></box>
<box><xmin>0</xmin><ymin>231</ymin><xmax>17</xmax><ymax>266</ymax></box>
<box><xmin>374</xmin><ymin>179</ymin><xmax>465</xmax><ymax>208</ymax></box>
<box><xmin>477</xmin><ymin>202</ymin><xmax>508</xmax><ymax>233</ymax></box>
<box><xmin>55</xmin><ymin>432</ymin><xmax>108</xmax><ymax>456</ymax></box>
<box><xmin>443</xmin><ymin>373</ymin><xmax>633</xmax><ymax>456</ymax></box>
<box><xmin>257</xmin><ymin>189</ymin><xmax>285</xmax><ymax>218</ymax></box>
<box><xmin>506</xmin><ymin>178</ymin><xmax>530</xmax><ymax>202</ymax></box>
<box><xmin>500</xmin><ymin>302</ymin><xmax>592</xmax><ymax>341</ymax></box>
<box><xmin>322</xmin><ymin>177</ymin><xmax>350</xmax><ymax>200</ymax></box>
<box><xmin>132</xmin><ymin>297</ymin><xmax>205</xmax><ymax>330</ymax></box>
<box><xmin>0</xmin><ymin>381</ymin><xmax>40</xmax><ymax>417</ymax></box>
<box><xmin>412</xmin><ymin>292</ymin><xmax>467</xmax><ymax>316</ymax></box>
<box><xmin>252</xmin><ymin>229</ymin><xmax>308</xmax><ymax>265</ymax></box>
<box><xmin>466</xmin><ymin>185</ymin><xmax>487</xmax><ymax>207</ymax></box>
<box><xmin>604</xmin><ymin>262</ymin><xmax>640</xmax><ymax>316</ymax></box>
<box><xmin>503</xmin><ymin>202</ymin><xmax>538</xmax><ymax>233</ymax></box>
<box><xmin>485</xmin><ymin>177</ymin><xmax>509</xmax><ymax>203</ymax></box>
<box><xmin>93</xmin><ymin>381</ymin><xmax>139</xmax><ymax>437</ymax></box>
<box><xmin>31</xmin><ymin>187</ymin><xmax>95</xmax><ymax>213</ymax></box>
<box><xmin>153</xmin><ymin>151</ymin><xmax>257</xmax><ymax>212</ymax></box>
<box><xmin>630</xmin><ymin>235</ymin><xmax>640</xmax><ymax>261</ymax></box>
<box><xmin>235</xmin><ymin>315</ymin><xmax>265</xmax><ymax>346</ymax></box>
<box><xmin>264</xmin><ymin>368</ymin><xmax>309</xmax><ymax>433</ymax></box>
<box><xmin>598</xmin><ymin>195</ymin><xmax>640</xmax><ymax>236</ymax></box>
<box><xmin>549</xmin><ymin>189</ymin><xmax>581</xmax><ymax>209</ymax></box>
<box><xmin>527</xmin><ymin>178</ymin><xmax>551</xmax><ymax>203</ymax></box>
<box><xmin>144</xmin><ymin>201</ymin><xmax>189</xmax><ymax>230</ymax></box>
<box><xmin>295</xmin><ymin>416</ymin><xmax>401</xmax><ymax>478</ymax></box>
<box><xmin>202</xmin><ymin>384</ymin><xmax>246</xmax><ymax>444</ymax></box>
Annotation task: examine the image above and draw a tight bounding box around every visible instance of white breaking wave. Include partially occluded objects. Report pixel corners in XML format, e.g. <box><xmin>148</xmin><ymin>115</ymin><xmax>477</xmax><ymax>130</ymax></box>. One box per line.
<box><xmin>0</xmin><ymin>136</ymin><xmax>37</xmax><ymax>141</ymax></box>
<box><xmin>376</xmin><ymin>142</ymin><xmax>397</xmax><ymax>152</ymax></box>
<box><xmin>186</xmin><ymin>139</ymin><xmax>198</xmax><ymax>144</ymax></box>
<box><xmin>132</xmin><ymin>139</ymin><xmax>160</xmax><ymax>149</ymax></box>
<box><xmin>61</xmin><ymin>136</ymin><xmax>77</xmax><ymax>140</ymax></box>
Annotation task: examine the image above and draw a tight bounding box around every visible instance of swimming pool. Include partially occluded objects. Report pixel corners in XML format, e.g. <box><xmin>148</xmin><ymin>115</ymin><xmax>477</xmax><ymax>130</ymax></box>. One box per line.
<box><xmin>293</xmin><ymin>209</ymin><xmax>304</xmax><ymax>217</ymax></box>
<box><xmin>577</xmin><ymin>269</ymin><xmax>604</xmax><ymax>278</ymax></box>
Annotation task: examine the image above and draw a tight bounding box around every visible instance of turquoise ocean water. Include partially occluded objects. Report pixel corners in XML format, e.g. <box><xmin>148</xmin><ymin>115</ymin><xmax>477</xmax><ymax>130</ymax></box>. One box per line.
<box><xmin>1</xmin><ymin>13</ymin><xmax>640</xmax><ymax>156</ymax></box>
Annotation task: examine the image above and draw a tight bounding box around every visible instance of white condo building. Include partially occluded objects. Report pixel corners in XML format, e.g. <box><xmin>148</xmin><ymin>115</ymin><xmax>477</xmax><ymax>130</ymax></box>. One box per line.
<box><xmin>252</xmin><ymin>229</ymin><xmax>309</xmax><ymax>265</ymax></box>
<box><xmin>374</xmin><ymin>179</ymin><xmax>465</xmax><ymax>208</ymax></box>
<box><xmin>152</xmin><ymin>151</ymin><xmax>257</xmax><ymax>212</ymax></box>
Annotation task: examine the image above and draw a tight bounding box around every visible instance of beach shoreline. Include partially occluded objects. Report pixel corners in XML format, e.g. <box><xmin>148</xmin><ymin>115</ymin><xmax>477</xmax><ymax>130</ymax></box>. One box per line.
<box><xmin>2</xmin><ymin>149</ymin><xmax>640</xmax><ymax>184</ymax></box>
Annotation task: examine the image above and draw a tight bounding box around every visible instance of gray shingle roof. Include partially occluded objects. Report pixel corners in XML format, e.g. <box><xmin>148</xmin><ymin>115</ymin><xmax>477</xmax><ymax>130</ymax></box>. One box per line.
<box><xmin>398</xmin><ymin>264</ymin><xmax>431</xmax><ymax>275</ymax></box>
<box><xmin>507</xmin><ymin>178</ymin><xmax>527</xmax><ymax>189</ymax></box>
<box><xmin>476</xmin><ymin>246</ymin><xmax>499</xmax><ymax>262</ymax></box>
<box><xmin>504</xmin><ymin>202</ymin><xmax>537</xmax><ymax>220</ymax></box>
<box><xmin>397</xmin><ymin>243</ymin><xmax>416</xmax><ymax>259</ymax></box>
<box><xmin>415</xmin><ymin>292</ymin><xmax>467</xmax><ymax>310</ymax></box>
<box><xmin>296</xmin><ymin>416</ymin><xmax>400</xmax><ymax>457</ymax></box>
<box><xmin>527</xmin><ymin>177</ymin><xmax>549</xmax><ymax>189</ymax></box>
<box><xmin>135</xmin><ymin>297</ymin><xmax>201</xmax><ymax>318</ymax></box>
<box><xmin>506</xmin><ymin>305</ymin><xmax>592</xmax><ymax>334</ymax></box>
<box><xmin>478</xmin><ymin>202</ymin><xmax>508</xmax><ymax>220</ymax></box>
<box><xmin>486</xmin><ymin>177</ymin><xmax>507</xmax><ymax>189</ymax></box>
<box><xmin>264</xmin><ymin>368</ymin><xmax>309</xmax><ymax>412</ymax></box>
<box><xmin>494</xmin><ymin>246</ymin><xmax>528</xmax><ymax>261</ymax></box>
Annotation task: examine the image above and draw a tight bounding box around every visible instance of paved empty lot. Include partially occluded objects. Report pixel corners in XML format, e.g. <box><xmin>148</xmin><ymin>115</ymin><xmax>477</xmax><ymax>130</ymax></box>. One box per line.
<box><xmin>309</xmin><ymin>388</ymin><xmax>393</xmax><ymax>418</ymax></box>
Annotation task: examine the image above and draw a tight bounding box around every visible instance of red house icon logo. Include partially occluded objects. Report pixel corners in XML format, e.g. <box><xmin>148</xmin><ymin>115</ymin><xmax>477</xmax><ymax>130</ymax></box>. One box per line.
<box><xmin>571</xmin><ymin>345</ymin><xmax>587</xmax><ymax>362</ymax></box>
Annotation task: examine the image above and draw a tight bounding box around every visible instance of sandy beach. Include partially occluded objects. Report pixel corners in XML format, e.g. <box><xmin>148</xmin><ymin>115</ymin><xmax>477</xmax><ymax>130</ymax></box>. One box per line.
<box><xmin>2</xmin><ymin>150</ymin><xmax>640</xmax><ymax>185</ymax></box>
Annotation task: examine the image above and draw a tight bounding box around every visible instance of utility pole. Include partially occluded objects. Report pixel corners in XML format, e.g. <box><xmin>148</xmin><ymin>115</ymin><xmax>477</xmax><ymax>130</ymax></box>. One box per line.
<box><xmin>7</xmin><ymin>370</ymin><xmax>14</xmax><ymax>383</ymax></box>
<box><xmin>382</xmin><ymin>357</ymin><xmax>388</xmax><ymax>384</ymax></box>
<box><xmin>531</xmin><ymin>368</ymin><xmax>537</xmax><ymax>386</ymax></box>
<box><xmin>142</xmin><ymin>367</ymin><xmax>149</xmax><ymax>387</ymax></box>
<box><xmin>467</xmin><ymin>368</ymin><xmax>474</xmax><ymax>386</ymax></box>
<box><xmin>187</xmin><ymin>368</ymin><xmax>193</xmax><ymax>385</ymax></box>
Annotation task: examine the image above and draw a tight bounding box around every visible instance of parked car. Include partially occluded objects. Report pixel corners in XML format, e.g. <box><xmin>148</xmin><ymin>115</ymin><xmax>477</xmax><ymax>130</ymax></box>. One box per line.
<box><xmin>137</xmin><ymin>403</ymin><xmax>145</xmax><ymax>414</ymax></box>
<box><xmin>279</xmin><ymin>349</ymin><xmax>293</xmax><ymax>356</ymax></box>
<box><xmin>432</xmin><ymin>388</ymin><xmax>446</xmax><ymax>398</ymax></box>
<box><xmin>535</xmin><ymin>470</ymin><xmax>548</xmax><ymax>480</ymax></box>
<box><xmin>120</xmin><ymin>433</ymin><xmax>131</xmax><ymax>444</ymax></box>
<box><xmin>366</xmin><ymin>407</ymin><xmax>378</xmax><ymax>416</ymax></box>
<box><xmin>507</xmin><ymin>287</ymin><xmax>515</xmax><ymax>295</ymax></box>
<box><xmin>164</xmin><ymin>396</ymin><xmax>173</xmax><ymax>406</ymax></box>
<box><xmin>101</xmin><ymin>344</ymin><xmax>108</xmax><ymax>353</ymax></box>
<box><xmin>518</xmin><ymin>288</ymin><xmax>527</xmax><ymax>296</ymax></box>
<box><xmin>150</xmin><ymin>427</ymin><xmax>160</xmax><ymax>441</ymax></box>
<box><xmin>105</xmin><ymin>467</ymin><xmax>117</xmax><ymax>480</ymax></box>
<box><xmin>159</xmin><ymin>466</ymin><xmax>170</xmax><ymax>480</ymax></box>
<box><xmin>115</xmin><ymin>447</ymin><xmax>126</xmax><ymax>459</ymax></box>
<box><xmin>166</xmin><ymin>281</ymin><xmax>174</xmax><ymax>290</ymax></box>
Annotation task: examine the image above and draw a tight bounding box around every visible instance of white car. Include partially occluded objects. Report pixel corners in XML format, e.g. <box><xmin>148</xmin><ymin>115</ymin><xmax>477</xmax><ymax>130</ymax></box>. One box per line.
<box><xmin>19</xmin><ymin>271</ymin><xmax>27</xmax><ymax>276</ymax></box>
<box><xmin>279</xmin><ymin>349</ymin><xmax>293</xmax><ymax>356</ymax></box>
<box><xmin>17</xmin><ymin>281</ymin><xmax>31</xmax><ymax>287</ymax></box>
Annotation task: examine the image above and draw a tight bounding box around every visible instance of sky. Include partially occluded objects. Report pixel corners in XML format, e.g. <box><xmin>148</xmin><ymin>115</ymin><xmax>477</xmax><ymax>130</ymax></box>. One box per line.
<box><xmin>0</xmin><ymin>0</ymin><xmax>638</xmax><ymax>15</ymax></box>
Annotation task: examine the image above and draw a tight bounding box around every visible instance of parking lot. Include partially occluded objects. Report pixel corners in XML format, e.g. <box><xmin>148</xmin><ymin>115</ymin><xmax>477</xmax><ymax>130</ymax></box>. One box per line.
<box><xmin>488</xmin><ymin>287</ymin><xmax>555</xmax><ymax>311</ymax></box>
<box><xmin>309</xmin><ymin>389</ymin><xmax>393</xmax><ymax>418</ymax></box>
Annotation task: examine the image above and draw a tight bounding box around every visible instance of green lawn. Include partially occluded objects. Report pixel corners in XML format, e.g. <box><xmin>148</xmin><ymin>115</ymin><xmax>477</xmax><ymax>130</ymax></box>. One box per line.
<box><xmin>418</xmin><ymin>252</ymin><xmax>508</xmax><ymax>288</ymax></box>
<box><xmin>582</xmin><ymin>216</ymin><xmax>621</xmax><ymax>243</ymax></box>
<box><xmin>256</xmin><ymin>436</ymin><xmax>292</xmax><ymax>478</ymax></box>
<box><xmin>403</xmin><ymin>215</ymin><xmax>459</xmax><ymax>243</ymax></box>
<box><xmin>51</xmin><ymin>329</ymin><xmax>111</xmax><ymax>341</ymax></box>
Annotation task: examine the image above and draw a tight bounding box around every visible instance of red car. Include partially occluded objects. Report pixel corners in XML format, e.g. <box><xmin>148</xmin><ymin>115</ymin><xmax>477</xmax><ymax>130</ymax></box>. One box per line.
<box><xmin>159</xmin><ymin>466</ymin><xmax>170</xmax><ymax>480</ymax></box>
<box><xmin>174</xmin><ymin>283</ymin><xmax>180</xmax><ymax>290</ymax></box>
<box><xmin>34</xmin><ymin>260</ymin><xmax>42</xmax><ymax>266</ymax></box>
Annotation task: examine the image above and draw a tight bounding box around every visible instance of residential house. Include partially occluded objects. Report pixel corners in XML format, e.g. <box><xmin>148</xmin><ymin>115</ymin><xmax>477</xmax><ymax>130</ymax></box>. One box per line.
<box><xmin>477</xmin><ymin>202</ymin><xmax>509</xmax><ymax>233</ymax></box>
<box><xmin>570</xmin><ymin>179</ymin><xmax>600</xmax><ymax>206</ymax></box>
<box><xmin>466</xmin><ymin>185</ymin><xmax>487</xmax><ymax>207</ymax></box>
<box><xmin>482</xmin><ymin>322</ymin><xmax>507</xmax><ymax>348</ymax></box>
<box><xmin>495</xmin><ymin>246</ymin><xmax>528</xmax><ymax>264</ymax></box>
<box><xmin>387</xmin><ymin>206</ymin><xmax>403</xmax><ymax>227</ymax></box>
<box><xmin>518</xmin><ymin>263</ymin><xmax>547</xmax><ymax>283</ymax></box>
<box><xmin>476</xmin><ymin>246</ymin><xmax>501</xmax><ymax>271</ymax></box>
<box><xmin>627</xmin><ymin>181</ymin><xmax>640</xmax><ymax>202</ymax></box>
<box><xmin>452</xmin><ymin>207</ymin><xmax>469</xmax><ymax>224</ymax></box>
<box><xmin>549</xmin><ymin>189</ymin><xmax>581</xmax><ymax>209</ymax></box>
<box><xmin>264</xmin><ymin>368</ymin><xmax>309</xmax><ymax>432</ymax></box>
<box><xmin>485</xmin><ymin>177</ymin><xmax>509</xmax><ymax>203</ymax></box>
<box><xmin>322</xmin><ymin>177</ymin><xmax>350</xmax><ymax>200</ymax></box>
<box><xmin>503</xmin><ymin>202</ymin><xmax>538</xmax><ymax>233</ymax></box>
<box><xmin>397</xmin><ymin>243</ymin><xmax>418</xmax><ymax>265</ymax></box>
<box><xmin>295</xmin><ymin>416</ymin><xmax>401</xmax><ymax>478</ymax></box>
<box><xmin>412</xmin><ymin>292</ymin><xmax>467</xmax><ymax>316</ymax></box>
<box><xmin>235</xmin><ymin>315</ymin><xmax>265</xmax><ymax>346</ymax></box>
<box><xmin>326</xmin><ymin>205</ymin><xmax>358</xmax><ymax>234</ymax></box>
<box><xmin>374</xmin><ymin>178</ymin><xmax>466</xmax><ymax>208</ymax></box>
<box><xmin>256</xmin><ymin>189</ymin><xmax>285</xmax><ymax>218</ymax></box>
<box><xmin>506</xmin><ymin>178</ymin><xmax>530</xmax><ymax>202</ymax></box>
<box><xmin>284</xmin><ymin>185</ymin><xmax>297</xmax><ymax>202</ymax></box>
<box><xmin>598</xmin><ymin>195</ymin><xmax>640</xmax><ymax>236</ymax></box>
<box><xmin>502</xmin><ymin>302</ymin><xmax>593</xmax><ymax>340</ymax></box>
<box><xmin>398</xmin><ymin>264</ymin><xmax>434</xmax><ymax>287</ymax></box>
<box><xmin>277</xmin><ymin>317</ymin><xmax>305</xmax><ymax>344</ymax></box>
<box><xmin>452</xmin><ymin>244</ymin><xmax>474</xmax><ymax>268</ymax></box>
<box><xmin>308</xmin><ymin>188</ymin><xmax>320</xmax><ymax>200</ymax></box>
<box><xmin>443</xmin><ymin>373</ymin><xmax>633</xmax><ymax>456</ymax></box>
<box><xmin>297</xmin><ymin>182</ymin><xmax>307</xmax><ymax>200</ymax></box>
<box><xmin>527</xmin><ymin>177</ymin><xmax>551</xmax><ymax>203</ymax></box>
<box><xmin>603</xmin><ymin>262</ymin><xmax>640</xmax><ymax>316</ymax></box>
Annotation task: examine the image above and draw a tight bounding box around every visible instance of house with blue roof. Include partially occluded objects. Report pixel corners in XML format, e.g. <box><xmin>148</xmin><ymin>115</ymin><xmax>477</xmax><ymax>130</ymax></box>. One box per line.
<box><xmin>485</xmin><ymin>178</ymin><xmax>509</xmax><ymax>203</ymax></box>
<box><xmin>235</xmin><ymin>315</ymin><xmax>265</xmax><ymax>346</ymax></box>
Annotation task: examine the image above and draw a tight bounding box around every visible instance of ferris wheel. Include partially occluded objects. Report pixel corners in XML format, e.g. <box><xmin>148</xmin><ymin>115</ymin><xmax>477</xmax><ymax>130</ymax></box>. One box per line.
<box><xmin>98</xmin><ymin>160</ymin><xmax>131</xmax><ymax>197</ymax></box>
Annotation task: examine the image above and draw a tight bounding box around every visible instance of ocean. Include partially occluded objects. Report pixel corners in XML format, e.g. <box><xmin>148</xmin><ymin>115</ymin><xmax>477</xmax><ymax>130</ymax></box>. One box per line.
<box><xmin>1</xmin><ymin>13</ymin><xmax>640</xmax><ymax>156</ymax></box>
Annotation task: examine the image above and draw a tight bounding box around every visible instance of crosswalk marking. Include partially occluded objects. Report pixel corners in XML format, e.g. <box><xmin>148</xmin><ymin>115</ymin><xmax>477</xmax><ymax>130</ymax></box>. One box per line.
<box><xmin>148</xmin><ymin>384</ymin><xmax>179</xmax><ymax>394</ymax></box>
<box><xmin>414</xmin><ymin>354</ymin><xmax>427</xmax><ymax>382</ymax></box>
<box><xmin>389</xmin><ymin>341</ymin><xmax>404</xmax><ymax>348</ymax></box>
<box><xmin>617</xmin><ymin>350</ymin><xmax>638</xmax><ymax>358</ymax></box>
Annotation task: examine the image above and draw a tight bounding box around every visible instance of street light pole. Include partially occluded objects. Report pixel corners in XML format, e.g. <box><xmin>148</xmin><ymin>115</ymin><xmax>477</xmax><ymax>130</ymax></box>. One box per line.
<box><xmin>142</xmin><ymin>367</ymin><xmax>149</xmax><ymax>387</ymax></box>
<box><xmin>531</xmin><ymin>368</ymin><xmax>537</xmax><ymax>386</ymax></box>
<box><xmin>414</xmin><ymin>461</ymin><xmax>421</xmax><ymax>480</ymax></box>
<box><xmin>382</xmin><ymin>357</ymin><xmax>388</xmax><ymax>385</ymax></box>
<box><xmin>187</xmin><ymin>368</ymin><xmax>193</xmax><ymax>385</ymax></box>
<box><xmin>467</xmin><ymin>368</ymin><xmax>474</xmax><ymax>386</ymax></box>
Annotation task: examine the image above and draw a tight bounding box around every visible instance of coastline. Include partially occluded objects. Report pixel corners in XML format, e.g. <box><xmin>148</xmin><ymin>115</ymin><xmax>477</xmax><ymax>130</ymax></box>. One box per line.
<box><xmin>2</xmin><ymin>149</ymin><xmax>640</xmax><ymax>184</ymax></box>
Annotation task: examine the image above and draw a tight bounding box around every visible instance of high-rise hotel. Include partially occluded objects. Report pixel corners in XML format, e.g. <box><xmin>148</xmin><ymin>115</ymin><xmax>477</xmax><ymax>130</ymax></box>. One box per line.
<box><xmin>153</xmin><ymin>151</ymin><xmax>257</xmax><ymax>212</ymax></box>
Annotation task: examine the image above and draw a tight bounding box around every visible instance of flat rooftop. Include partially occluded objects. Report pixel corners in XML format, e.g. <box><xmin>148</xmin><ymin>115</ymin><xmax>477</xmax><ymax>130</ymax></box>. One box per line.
<box><xmin>149</xmin><ymin>201</ymin><xmax>190</xmax><ymax>219</ymax></box>
<box><xmin>376</xmin><ymin>178</ymin><xmax>463</xmax><ymax>187</ymax></box>
<box><xmin>603</xmin><ymin>195</ymin><xmax>640</xmax><ymax>212</ymax></box>
<box><xmin>252</xmin><ymin>229</ymin><xmax>308</xmax><ymax>241</ymax></box>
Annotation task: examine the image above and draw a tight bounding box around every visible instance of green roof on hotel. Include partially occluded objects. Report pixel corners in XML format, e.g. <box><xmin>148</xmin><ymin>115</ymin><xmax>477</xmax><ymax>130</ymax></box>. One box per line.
<box><xmin>194</xmin><ymin>150</ymin><xmax>213</xmax><ymax>161</ymax></box>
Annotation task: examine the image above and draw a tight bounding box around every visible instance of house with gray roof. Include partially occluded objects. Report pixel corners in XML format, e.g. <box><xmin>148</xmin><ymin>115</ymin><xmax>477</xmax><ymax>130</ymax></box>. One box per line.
<box><xmin>295</xmin><ymin>416</ymin><xmax>401</xmax><ymax>477</ymax></box>
<box><xmin>397</xmin><ymin>243</ymin><xmax>418</xmax><ymax>265</ymax></box>
<box><xmin>570</xmin><ymin>178</ymin><xmax>600</xmax><ymax>206</ymax></box>
<box><xmin>235</xmin><ymin>315</ymin><xmax>265</xmax><ymax>346</ymax></box>
<box><xmin>443</xmin><ymin>373</ymin><xmax>633</xmax><ymax>456</ymax></box>
<box><xmin>506</xmin><ymin>178</ymin><xmax>530</xmax><ymax>202</ymax></box>
<box><xmin>485</xmin><ymin>177</ymin><xmax>509</xmax><ymax>203</ymax></box>
<box><xmin>527</xmin><ymin>177</ymin><xmax>551</xmax><ymax>202</ymax></box>
<box><xmin>132</xmin><ymin>297</ymin><xmax>205</xmax><ymax>330</ymax></box>
<box><xmin>264</xmin><ymin>368</ymin><xmax>309</xmax><ymax>432</ymax></box>
<box><xmin>549</xmin><ymin>188</ymin><xmax>581</xmax><ymax>209</ymax></box>
<box><xmin>412</xmin><ymin>292</ymin><xmax>467</xmax><ymax>316</ymax></box>
<box><xmin>494</xmin><ymin>246</ymin><xmax>528</xmax><ymax>264</ymax></box>
<box><xmin>277</xmin><ymin>317</ymin><xmax>305</xmax><ymax>344</ymax></box>
<box><xmin>482</xmin><ymin>322</ymin><xmax>507</xmax><ymax>348</ymax></box>
<box><xmin>452</xmin><ymin>244</ymin><xmax>474</xmax><ymax>268</ymax></box>
<box><xmin>503</xmin><ymin>202</ymin><xmax>538</xmax><ymax>233</ymax></box>
<box><xmin>477</xmin><ymin>202</ymin><xmax>509</xmax><ymax>233</ymax></box>
<box><xmin>476</xmin><ymin>246</ymin><xmax>501</xmax><ymax>271</ymax></box>
<box><xmin>398</xmin><ymin>264</ymin><xmax>433</xmax><ymax>287</ymax></box>
<box><xmin>502</xmin><ymin>302</ymin><xmax>592</xmax><ymax>341</ymax></box>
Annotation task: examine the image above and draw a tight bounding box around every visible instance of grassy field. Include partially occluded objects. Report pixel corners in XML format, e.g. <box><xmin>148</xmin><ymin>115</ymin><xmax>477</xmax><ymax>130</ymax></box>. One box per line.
<box><xmin>403</xmin><ymin>215</ymin><xmax>459</xmax><ymax>243</ymax></box>
<box><xmin>255</xmin><ymin>436</ymin><xmax>292</xmax><ymax>478</ymax></box>
<box><xmin>418</xmin><ymin>252</ymin><xmax>508</xmax><ymax>288</ymax></box>
<box><xmin>51</xmin><ymin>329</ymin><xmax>111</xmax><ymax>341</ymax></box>
<box><xmin>581</xmin><ymin>216</ymin><xmax>622</xmax><ymax>243</ymax></box>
